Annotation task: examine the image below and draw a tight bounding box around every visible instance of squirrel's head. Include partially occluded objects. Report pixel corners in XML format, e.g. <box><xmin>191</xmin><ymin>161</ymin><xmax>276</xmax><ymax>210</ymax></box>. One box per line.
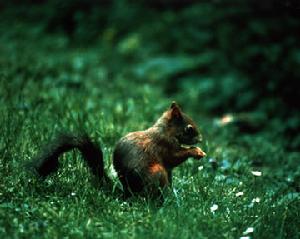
<box><xmin>160</xmin><ymin>101</ymin><xmax>202</xmax><ymax>146</ymax></box>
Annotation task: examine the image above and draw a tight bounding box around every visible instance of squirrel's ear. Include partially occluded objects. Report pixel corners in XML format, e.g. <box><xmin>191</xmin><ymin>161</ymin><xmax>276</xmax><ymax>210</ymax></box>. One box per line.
<box><xmin>170</xmin><ymin>102</ymin><xmax>182</xmax><ymax>120</ymax></box>
<box><xmin>170</xmin><ymin>101</ymin><xmax>178</xmax><ymax>109</ymax></box>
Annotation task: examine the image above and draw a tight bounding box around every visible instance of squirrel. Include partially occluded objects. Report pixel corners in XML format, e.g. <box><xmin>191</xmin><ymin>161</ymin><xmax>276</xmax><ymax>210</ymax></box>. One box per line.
<box><xmin>30</xmin><ymin>102</ymin><xmax>206</xmax><ymax>198</ymax></box>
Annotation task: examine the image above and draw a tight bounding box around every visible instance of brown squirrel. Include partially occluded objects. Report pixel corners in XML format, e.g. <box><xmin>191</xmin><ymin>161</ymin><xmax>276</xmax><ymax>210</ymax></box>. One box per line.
<box><xmin>31</xmin><ymin>102</ymin><xmax>206</xmax><ymax>198</ymax></box>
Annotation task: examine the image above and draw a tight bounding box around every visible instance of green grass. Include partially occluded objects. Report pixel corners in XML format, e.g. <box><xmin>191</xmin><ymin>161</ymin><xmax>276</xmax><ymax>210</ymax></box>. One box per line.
<box><xmin>0</xmin><ymin>24</ymin><xmax>299</xmax><ymax>239</ymax></box>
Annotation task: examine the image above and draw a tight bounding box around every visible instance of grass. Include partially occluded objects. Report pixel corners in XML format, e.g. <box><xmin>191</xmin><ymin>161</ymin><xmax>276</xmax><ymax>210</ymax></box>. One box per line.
<box><xmin>0</xmin><ymin>23</ymin><xmax>299</xmax><ymax>239</ymax></box>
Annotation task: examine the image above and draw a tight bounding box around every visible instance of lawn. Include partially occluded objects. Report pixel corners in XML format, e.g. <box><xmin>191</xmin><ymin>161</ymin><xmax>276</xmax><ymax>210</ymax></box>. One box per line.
<box><xmin>0</xmin><ymin>2</ymin><xmax>300</xmax><ymax>238</ymax></box>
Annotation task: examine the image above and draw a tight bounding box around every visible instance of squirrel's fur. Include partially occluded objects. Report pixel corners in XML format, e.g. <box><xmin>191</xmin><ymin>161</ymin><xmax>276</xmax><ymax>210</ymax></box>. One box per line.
<box><xmin>30</xmin><ymin>102</ymin><xmax>206</xmax><ymax>198</ymax></box>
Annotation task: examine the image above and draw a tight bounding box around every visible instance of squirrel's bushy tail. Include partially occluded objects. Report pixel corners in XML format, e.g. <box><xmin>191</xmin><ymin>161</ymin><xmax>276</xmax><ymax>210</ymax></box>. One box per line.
<box><xmin>29</xmin><ymin>133</ymin><xmax>105</xmax><ymax>182</ymax></box>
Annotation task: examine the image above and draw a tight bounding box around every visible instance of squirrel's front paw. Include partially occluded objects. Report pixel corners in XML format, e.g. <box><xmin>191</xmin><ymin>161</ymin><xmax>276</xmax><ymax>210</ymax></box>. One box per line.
<box><xmin>191</xmin><ymin>147</ymin><xmax>206</xmax><ymax>159</ymax></box>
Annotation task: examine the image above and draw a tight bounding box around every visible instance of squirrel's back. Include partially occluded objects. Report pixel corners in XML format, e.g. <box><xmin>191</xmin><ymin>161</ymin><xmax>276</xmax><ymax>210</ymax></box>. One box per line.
<box><xmin>113</xmin><ymin>130</ymin><xmax>169</xmax><ymax>195</ymax></box>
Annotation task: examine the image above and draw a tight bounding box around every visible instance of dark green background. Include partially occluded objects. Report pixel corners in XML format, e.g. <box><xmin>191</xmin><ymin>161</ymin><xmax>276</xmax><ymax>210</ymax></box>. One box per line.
<box><xmin>1</xmin><ymin>0</ymin><xmax>299</xmax><ymax>149</ymax></box>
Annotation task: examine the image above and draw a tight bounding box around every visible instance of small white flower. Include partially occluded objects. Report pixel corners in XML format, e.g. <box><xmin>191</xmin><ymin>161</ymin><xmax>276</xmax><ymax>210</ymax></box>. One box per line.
<box><xmin>252</xmin><ymin>197</ymin><xmax>260</xmax><ymax>203</ymax></box>
<box><xmin>71</xmin><ymin>192</ymin><xmax>76</xmax><ymax>196</ymax></box>
<box><xmin>120</xmin><ymin>202</ymin><xmax>129</xmax><ymax>207</ymax></box>
<box><xmin>240</xmin><ymin>237</ymin><xmax>250</xmax><ymax>239</ymax></box>
<box><xmin>198</xmin><ymin>166</ymin><xmax>204</xmax><ymax>171</ymax></box>
<box><xmin>210</xmin><ymin>204</ymin><xmax>218</xmax><ymax>212</ymax></box>
<box><xmin>243</xmin><ymin>227</ymin><xmax>254</xmax><ymax>234</ymax></box>
<box><xmin>236</xmin><ymin>192</ymin><xmax>244</xmax><ymax>197</ymax></box>
<box><xmin>251</xmin><ymin>171</ymin><xmax>262</xmax><ymax>176</ymax></box>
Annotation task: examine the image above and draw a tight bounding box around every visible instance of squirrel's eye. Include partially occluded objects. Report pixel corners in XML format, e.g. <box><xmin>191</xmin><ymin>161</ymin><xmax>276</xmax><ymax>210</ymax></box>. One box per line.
<box><xmin>185</xmin><ymin>124</ymin><xmax>194</xmax><ymax>134</ymax></box>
